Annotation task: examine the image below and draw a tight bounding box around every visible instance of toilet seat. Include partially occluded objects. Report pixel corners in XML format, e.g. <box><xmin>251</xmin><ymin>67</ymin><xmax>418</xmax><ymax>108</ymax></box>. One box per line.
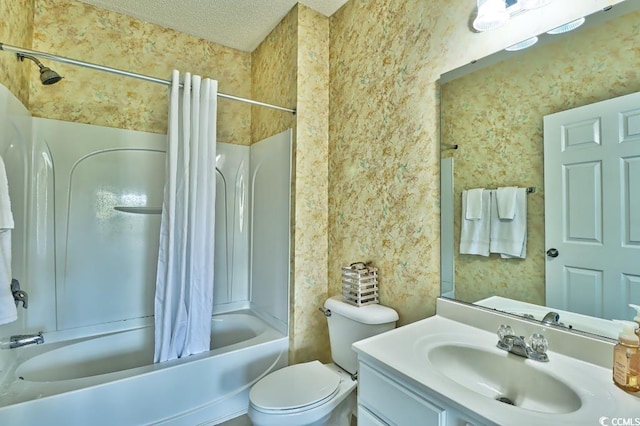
<box><xmin>249</xmin><ymin>361</ymin><xmax>341</xmax><ymax>413</ymax></box>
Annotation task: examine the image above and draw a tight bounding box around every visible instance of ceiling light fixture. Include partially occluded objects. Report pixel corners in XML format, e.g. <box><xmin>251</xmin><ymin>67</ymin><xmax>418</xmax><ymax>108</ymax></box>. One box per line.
<box><xmin>546</xmin><ymin>17</ymin><xmax>586</xmax><ymax>34</ymax></box>
<box><xmin>473</xmin><ymin>0</ymin><xmax>555</xmax><ymax>32</ymax></box>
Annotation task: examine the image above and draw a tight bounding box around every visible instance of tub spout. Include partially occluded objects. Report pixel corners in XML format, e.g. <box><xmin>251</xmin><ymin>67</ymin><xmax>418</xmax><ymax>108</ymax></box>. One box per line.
<box><xmin>8</xmin><ymin>331</ymin><xmax>44</xmax><ymax>348</ymax></box>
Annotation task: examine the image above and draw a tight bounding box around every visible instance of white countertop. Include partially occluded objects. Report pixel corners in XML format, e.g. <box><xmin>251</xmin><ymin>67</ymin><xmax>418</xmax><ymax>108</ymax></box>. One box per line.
<box><xmin>353</xmin><ymin>300</ymin><xmax>639</xmax><ymax>426</ymax></box>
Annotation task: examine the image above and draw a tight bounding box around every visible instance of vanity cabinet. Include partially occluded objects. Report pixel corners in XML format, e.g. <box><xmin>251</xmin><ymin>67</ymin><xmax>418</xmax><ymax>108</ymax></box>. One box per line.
<box><xmin>357</xmin><ymin>360</ymin><xmax>489</xmax><ymax>426</ymax></box>
<box><xmin>353</xmin><ymin>299</ymin><xmax>640</xmax><ymax>425</ymax></box>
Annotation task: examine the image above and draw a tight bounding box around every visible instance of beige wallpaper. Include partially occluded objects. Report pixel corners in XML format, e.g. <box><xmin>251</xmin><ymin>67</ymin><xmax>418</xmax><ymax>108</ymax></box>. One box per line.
<box><xmin>0</xmin><ymin>0</ymin><xmax>34</xmax><ymax>105</ymax></box>
<box><xmin>252</xmin><ymin>4</ymin><xmax>331</xmax><ymax>364</ymax></box>
<box><xmin>442</xmin><ymin>10</ymin><xmax>640</xmax><ymax>306</ymax></box>
<box><xmin>329</xmin><ymin>1</ymin><xmax>445</xmax><ymax>325</ymax></box>
<box><xmin>30</xmin><ymin>0</ymin><xmax>251</xmax><ymax>144</ymax></box>
<box><xmin>291</xmin><ymin>5</ymin><xmax>330</xmax><ymax>363</ymax></box>
<box><xmin>328</xmin><ymin>0</ymin><xmax>624</xmax><ymax>326</ymax></box>
<box><xmin>251</xmin><ymin>6</ymin><xmax>297</xmax><ymax>144</ymax></box>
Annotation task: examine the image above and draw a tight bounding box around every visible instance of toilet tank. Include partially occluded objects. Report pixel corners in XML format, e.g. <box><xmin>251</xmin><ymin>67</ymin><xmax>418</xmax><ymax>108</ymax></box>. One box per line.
<box><xmin>324</xmin><ymin>296</ymin><xmax>399</xmax><ymax>375</ymax></box>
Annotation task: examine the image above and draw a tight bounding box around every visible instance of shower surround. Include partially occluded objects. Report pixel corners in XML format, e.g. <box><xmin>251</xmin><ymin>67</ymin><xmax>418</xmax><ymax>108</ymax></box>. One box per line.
<box><xmin>0</xmin><ymin>83</ymin><xmax>291</xmax><ymax>423</ymax></box>
<box><xmin>1</xmin><ymin>0</ymin><xmax>332</xmax><ymax>365</ymax></box>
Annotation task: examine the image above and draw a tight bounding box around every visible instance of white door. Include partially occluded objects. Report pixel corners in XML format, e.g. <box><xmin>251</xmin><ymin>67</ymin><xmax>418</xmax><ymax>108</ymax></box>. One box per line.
<box><xmin>544</xmin><ymin>92</ymin><xmax>640</xmax><ymax>320</ymax></box>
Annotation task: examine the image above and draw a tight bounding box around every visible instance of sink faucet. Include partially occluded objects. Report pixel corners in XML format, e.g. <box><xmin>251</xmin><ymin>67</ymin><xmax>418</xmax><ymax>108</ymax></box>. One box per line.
<box><xmin>541</xmin><ymin>311</ymin><xmax>560</xmax><ymax>325</ymax></box>
<box><xmin>8</xmin><ymin>332</ymin><xmax>44</xmax><ymax>349</ymax></box>
<box><xmin>497</xmin><ymin>325</ymin><xmax>549</xmax><ymax>362</ymax></box>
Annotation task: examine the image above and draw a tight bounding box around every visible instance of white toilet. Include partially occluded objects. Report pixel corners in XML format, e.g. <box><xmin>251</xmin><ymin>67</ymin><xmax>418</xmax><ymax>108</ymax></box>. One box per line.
<box><xmin>248</xmin><ymin>295</ymin><xmax>399</xmax><ymax>426</ymax></box>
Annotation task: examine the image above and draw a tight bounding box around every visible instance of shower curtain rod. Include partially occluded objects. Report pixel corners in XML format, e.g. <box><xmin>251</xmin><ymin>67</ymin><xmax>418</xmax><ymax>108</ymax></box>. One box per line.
<box><xmin>0</xmin><ymin>43</ymin><xmax>296</xmax><ymax>114</ymax></box>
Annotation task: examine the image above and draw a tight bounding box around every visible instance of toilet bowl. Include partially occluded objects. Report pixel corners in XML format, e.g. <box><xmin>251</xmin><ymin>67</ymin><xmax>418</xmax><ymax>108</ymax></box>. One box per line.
<box><xmin>248</xmin><ymin>296</ymin><xmax>398</xmax><ymax>426</ymax></box>
<box><xmin>248</xmin><ymin>361</ymin><xmax>356</xmax><ymax>426</ymax></box>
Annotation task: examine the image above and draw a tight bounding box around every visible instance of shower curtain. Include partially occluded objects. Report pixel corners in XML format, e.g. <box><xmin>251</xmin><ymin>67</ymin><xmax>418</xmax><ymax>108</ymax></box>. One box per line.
<box><xmin>154</xmin><ymin>70</ymin><xmax>217</xmax><ymax>363</ymax></box>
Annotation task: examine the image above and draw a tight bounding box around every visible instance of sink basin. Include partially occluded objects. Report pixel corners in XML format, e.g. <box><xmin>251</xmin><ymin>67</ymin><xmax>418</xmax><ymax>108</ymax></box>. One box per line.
<box><xmin>427</xmin><ymin>344</ymin><xmax>582</xmax><ymax>414</ymax></box>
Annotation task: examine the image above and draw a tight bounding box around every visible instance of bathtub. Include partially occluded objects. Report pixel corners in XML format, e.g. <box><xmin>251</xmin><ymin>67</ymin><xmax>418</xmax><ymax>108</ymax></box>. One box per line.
<box><xmin>0</xmin><ymin>311</ymin><xmax>287</xmax><ymax>425</ymax></box>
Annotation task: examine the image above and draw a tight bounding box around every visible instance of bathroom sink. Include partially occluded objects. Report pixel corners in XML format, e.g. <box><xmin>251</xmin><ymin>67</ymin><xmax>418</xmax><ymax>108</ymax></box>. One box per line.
<box><xmin>427</xmin><ymin>344</ymin><xmax>582</xmax><ymax>414</ymax></box>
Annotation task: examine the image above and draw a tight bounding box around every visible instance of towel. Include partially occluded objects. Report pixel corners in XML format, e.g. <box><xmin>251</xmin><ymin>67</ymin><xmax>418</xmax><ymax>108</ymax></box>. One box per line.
<box><xmin>496</xmin><ymin>186</ymin><xmax>518</xmax><ymax>219</ymax></box>
<box><xmin>0</xmin><ymin>156</ymin><xmax>13</xmax><ymax>230</ymax></box>
<box><xmin>0</xmin><ymin>155</ymin><xmax>17</xmax><ymax>325</ymax></box>
<box><xmin>460</xmin><ymin>189</ymin><xmax>490</xmax><ymax>256</ymax></box>
<box><xmin>465</xmin><ymin>188</ymin><xmax>484</xmax><ymax>220</ymax></box>
<box><xmin>490</xmin><ymin>188</ymin><xmax>527</xmax><ymax>258</ymax></box>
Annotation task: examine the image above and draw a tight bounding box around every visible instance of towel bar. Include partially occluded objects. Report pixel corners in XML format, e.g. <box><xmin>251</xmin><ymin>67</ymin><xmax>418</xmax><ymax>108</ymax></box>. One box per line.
<box><xmin>464</xmin><ymin>187</ymin><xmax>536</xmax><ymax>194</ymax></box>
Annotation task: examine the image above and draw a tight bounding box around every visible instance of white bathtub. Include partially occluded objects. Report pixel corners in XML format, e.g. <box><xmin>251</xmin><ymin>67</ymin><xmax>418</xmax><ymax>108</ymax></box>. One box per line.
<box><xmin>0</xmin><ymin>311</ymin><xmax>287</xmax><ymax>425</ymax></box>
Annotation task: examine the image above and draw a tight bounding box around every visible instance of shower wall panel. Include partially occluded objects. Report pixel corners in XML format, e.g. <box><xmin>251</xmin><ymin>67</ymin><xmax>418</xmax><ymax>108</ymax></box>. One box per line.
<box><xmin>30</xmin><ymin>118</ymin><xmax>250</xmax><ymax>332</ymax></box>
<box><xmin>0</xmin><ymin>84</ymin><xmax>32</xmax><ymax>335</ymax></box>
<box><xmin>250</xmin><ymin>129</ymin><xmax>292</xmax><ymax>333</ymax></box>
<box><xmin>214</xmin><ymin>143</ymin><xmax>250</xmax><ymax>308</ymax></box>
<box><xmin>34</xmin><ymin>119</ymin><xmax>165</xmax><ymax>330</ymax></box>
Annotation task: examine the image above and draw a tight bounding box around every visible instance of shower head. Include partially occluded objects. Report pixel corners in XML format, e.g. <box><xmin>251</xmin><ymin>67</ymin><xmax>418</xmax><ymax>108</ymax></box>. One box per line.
<box><xmin>18</xmin><ymin>53</ymin><xmax>63</xmax><ymax>85</ymax></box>
<box><xmin>39</xmin><ymin>66</ymin><xmax>63</xmax><ymax>85</ymax></box>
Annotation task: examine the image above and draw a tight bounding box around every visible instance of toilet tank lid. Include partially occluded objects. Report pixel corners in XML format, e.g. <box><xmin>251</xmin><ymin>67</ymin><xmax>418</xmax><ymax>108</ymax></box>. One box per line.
<box><xmin>325</xmin><ymin>295</ymin><xmax>399</xmax><ymax>324</ymax></box>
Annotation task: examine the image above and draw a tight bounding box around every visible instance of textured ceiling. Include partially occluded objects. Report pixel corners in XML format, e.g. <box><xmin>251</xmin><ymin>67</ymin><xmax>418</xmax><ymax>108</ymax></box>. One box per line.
<box><xmin>79</xmin><ymin>0</ymin><xmax>349</xmax><ymax>52</ymax></box>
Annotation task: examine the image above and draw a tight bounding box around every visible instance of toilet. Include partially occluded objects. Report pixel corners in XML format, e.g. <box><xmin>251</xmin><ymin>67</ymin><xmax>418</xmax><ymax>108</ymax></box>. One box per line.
<box><xmin>248</xmin><ymin>295</ymin><xmax>399</xmax><ymax>426</ymax></box>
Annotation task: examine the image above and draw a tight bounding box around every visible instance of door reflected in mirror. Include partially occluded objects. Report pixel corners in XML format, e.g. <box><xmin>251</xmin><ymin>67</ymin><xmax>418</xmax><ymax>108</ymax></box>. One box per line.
<box><xmin>440</xmin><ymin>0</ymin><xmax>640</xmax><ymax>339</ymax></box>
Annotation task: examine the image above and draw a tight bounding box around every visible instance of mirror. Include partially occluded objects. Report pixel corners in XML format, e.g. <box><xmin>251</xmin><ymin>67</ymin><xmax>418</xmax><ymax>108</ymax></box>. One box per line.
<box><xmin>440</xmin><ymin>0</ymin><xmax>640</xmax><ymax>339</ymax></box>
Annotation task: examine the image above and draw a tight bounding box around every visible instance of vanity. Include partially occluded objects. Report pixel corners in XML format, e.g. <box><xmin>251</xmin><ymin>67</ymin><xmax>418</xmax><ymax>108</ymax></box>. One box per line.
<box><xmin>353</xmin><ymin>298</ymin><xmax>639</xmax><ymax>426</ymax></box>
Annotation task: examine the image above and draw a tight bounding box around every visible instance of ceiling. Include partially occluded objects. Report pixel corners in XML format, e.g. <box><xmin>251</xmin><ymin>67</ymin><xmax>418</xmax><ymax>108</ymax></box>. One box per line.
<box><xmin>79</xmin><ymin>0</ymin><xmax>349</xmax><ymax>52</ymax></box>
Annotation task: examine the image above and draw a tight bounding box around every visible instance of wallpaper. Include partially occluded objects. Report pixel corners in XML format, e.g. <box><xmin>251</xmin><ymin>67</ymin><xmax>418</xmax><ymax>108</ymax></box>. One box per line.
<box><xmin>329</xmin><ymin>1</ymin><xmax>442</xmax><ymax>326</ymax></box>
<box><xmin>328</xmin><ymin>0</ymin><xmax>624</xmax><ymax>326</ymax></box>
<box><xmin>0</xmin><ymin>0</ymin><xmax>34</xmax><ymax>106</ymax></box>
<box><xmin>252</xmin><ymin>4</ymin><xmax>331</xmax><ymax>364</ymax></box>
<box><xmin>291</xmin><ymin>5</ymin><xmax>330</xmax><ymax>364</ymax></box>
<box><xmin>30</xmin><ymin>0</ymin><xmax>251</xmax><ymax>144</ymax></box>
<box><xmin>250</xmin><ymin>6</ymin><xmax>297</xmax><ymax>144</ymax></box>
<box><xmin>442</xmin><ymin>10</ymin><xmax>640</xmax><ymax>305</ymax></box>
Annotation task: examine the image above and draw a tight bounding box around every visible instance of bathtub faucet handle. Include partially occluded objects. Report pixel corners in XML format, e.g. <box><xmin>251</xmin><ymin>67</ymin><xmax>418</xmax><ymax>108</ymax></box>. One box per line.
<box><xmin>11</xmin><ymin>279</ymin><xmax>28</xmax><ymax>309</ymax></box>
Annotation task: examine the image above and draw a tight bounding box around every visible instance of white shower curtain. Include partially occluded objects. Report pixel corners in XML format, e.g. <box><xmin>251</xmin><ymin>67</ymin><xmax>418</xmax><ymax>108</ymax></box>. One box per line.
<box><xmin>154</xmin><ymin>70</ymin><xmax>218</xmax><ymax>363</ymax></box>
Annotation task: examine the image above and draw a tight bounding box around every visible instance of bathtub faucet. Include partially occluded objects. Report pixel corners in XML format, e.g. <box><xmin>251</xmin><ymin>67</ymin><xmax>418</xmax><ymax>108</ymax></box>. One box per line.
<box><xmin>9</xmin><ymin>331</ymin><xmax>44</xmax><ymax>348</ymax></box>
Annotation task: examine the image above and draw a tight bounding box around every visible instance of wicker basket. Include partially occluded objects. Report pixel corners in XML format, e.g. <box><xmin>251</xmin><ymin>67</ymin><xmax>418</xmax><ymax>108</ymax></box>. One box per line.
<box><xmin>341</xmin><ymin>262</ymin><xmax>379</xmax><ymax>306</ymax></box>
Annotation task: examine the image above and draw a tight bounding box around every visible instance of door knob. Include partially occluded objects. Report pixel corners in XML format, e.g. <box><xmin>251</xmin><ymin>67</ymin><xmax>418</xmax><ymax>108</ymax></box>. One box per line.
<box><xmin>546</xmin><ymin>248</ymin><xmax>559</xmax><ymax>258</ymax></box>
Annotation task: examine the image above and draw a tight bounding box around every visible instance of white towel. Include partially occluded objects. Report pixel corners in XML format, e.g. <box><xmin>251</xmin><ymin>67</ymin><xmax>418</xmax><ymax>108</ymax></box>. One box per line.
<box><xmin>465</xmin><ymin>188</ymin><xmax>484</xmax><ymax>220</ymax></box>
<box><xmin>0</xmin><ymin>156</ymin><xmax>14</xmax><ymax>229</ymax></box>
<box><xmin>460</xmin><ymin>189</ymin><xmax>490</xmax><ymax>256</ymax></box>
<box><xmin>496</xmin><ymin>186</ymin><xmax>518</xmax><ymax>219</ymax></box>
<box><xmin>0</xmin><ymin>155</ymin><xmax>17</xmax><ymax>325</ymax></box>
<box><xmin>490</xmin><ymin>188</ymin><xmax>527</xmax><ymax>258</ymax></box>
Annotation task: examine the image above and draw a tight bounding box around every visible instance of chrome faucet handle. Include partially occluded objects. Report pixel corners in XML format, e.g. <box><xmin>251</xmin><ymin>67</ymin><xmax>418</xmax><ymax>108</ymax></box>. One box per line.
<box><xmin>11</xmin><ymin>279</ymin><xmax>28</xmax><ymax>309</ymax></box>
<box><xmin>10</xmin><ymin>279</ymin><xmax>20</xmax><ymax>293</ymax></box>
<box><xmin>527</xmin><ymin>333</ymin><xmax>549</xmax><ymax>362</ymax></box>
<box><xmin>497</xmin><ymin>324</ymin><xmax>514</xmax><ymax>341</ymax></box>
<box><xmin>496</xmin><ymin>324</ymin><xmax>515</xmax><ymax>350</ymax></box>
